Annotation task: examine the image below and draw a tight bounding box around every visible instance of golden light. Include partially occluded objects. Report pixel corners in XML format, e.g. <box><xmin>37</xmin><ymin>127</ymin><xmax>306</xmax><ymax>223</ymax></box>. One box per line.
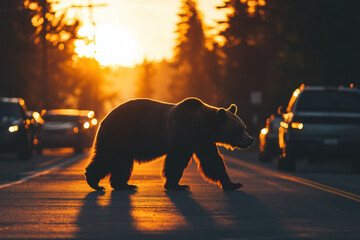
<box><xmin>73</xmin><ymin>127</ymin><xmax>79</xmax><ymax>133</ymax></box>
<box><xmin>260</xmin><ymin>128</ymin><xmax>268</xmax><ymax>135</ymax></box>
<box><xmin>91</xmin><ymin>118</ymin><xmax>98</xmax><ymax>126</ymax></box>
<box><xmin>9</xmin><ymin>125</ymin><xmax>19</xmax><ymax>133</ymax></box>
<box><xmin>87</xmin><ymin>111</ymin><xmax>95</xmax><ymax>118</ymax></box>
<box><xmin>291</xmin><ymin>122</ymin><xmax>303</xmax><ymax>130</ymax></box>
<box><xmin>19</xmin><ymin>98</ymin><xmax>25</xmax><ymax>106</ymax></box>
<box><xmin>293</xmin><ymin>89</ymin><xmax>300</xmax><ymax>97</ymax></box>
<box><xmin>83</xmin><ymin>122</ymin><xmax>90</xmax><ymax>129</ymax></box>
<box><xmin>32</xmin><ymin>111</ymin><xmax>40</xmax><ymax>119</ymax></box>
<box><xmin>75</xmin><ymin>24</ymin><xmax>139</xmax><ymax>66</ymax></box>
<box><xmin>280</xmin><ymin>121</ymin><xmax>288</xmax><ymax>129</ymax></box>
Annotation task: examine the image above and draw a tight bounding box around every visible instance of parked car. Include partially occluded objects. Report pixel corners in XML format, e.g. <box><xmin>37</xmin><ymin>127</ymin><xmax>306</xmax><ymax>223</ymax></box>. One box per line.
<box><xmin>39</xmin><ymin>109</ymin><xmax>91</xmax><ymax>153</ymax></box>
<box><xmin>258</xmin><ymin>113</ymin><xmax>282</xmax><ymax>162</ymax></box>
<box><xmin>0</xmin><ymin>97</ymin><xmax>34</xmax><ymax>159</ymax></box>
<box><xmin>277</xmin><ymin>84</ymin><xmax>360</xmax><ymax>172</ymax></box>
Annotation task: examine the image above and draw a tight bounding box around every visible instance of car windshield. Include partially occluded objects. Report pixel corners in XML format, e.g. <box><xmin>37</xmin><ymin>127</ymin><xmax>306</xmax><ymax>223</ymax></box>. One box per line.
<box><xmin>0</xmin><ymin>102</ymin><xmax>22</xmax><ymax>117</ymax></box>
<box><xmin>295</xmin><ymin>90</ymin><xmax>360</xmax><ymax>113</ymax></box>
<box><xmin>44</xmin><ymin>115</ymin><xmax>79</xmax><ymax>122</ymax></box>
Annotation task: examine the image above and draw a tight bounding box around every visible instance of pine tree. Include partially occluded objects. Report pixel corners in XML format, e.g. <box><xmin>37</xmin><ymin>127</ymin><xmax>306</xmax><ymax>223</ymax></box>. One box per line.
<box><xmin>0</xmin><ymin>0</ymin><xmax>39</xmax><ymax>109</ymax></box>
<box><xmin>170</xmin><ymin>0</ymin><xmax>208</xmax><ymax>101</ymax></box>
<box><xmin>217</xmin><ymin>0</ymin><xmax>271</xmax><ymax>130</ymax></box>
<box><xmin>136</xmin><ymin>58</ymin><xmax>155</xmax><ymax>98</ymax></box>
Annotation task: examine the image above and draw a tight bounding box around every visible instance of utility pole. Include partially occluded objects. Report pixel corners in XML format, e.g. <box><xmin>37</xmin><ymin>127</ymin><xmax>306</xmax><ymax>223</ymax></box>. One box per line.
<box><xmin>39</xmin><ymin>0</ymin><xmax>107</xmax><ymax>109</ymax></box>
<box><xmin>70</xmin><ymin>1</ymin><xmax>107</xmax><ymax>57</ymax></box>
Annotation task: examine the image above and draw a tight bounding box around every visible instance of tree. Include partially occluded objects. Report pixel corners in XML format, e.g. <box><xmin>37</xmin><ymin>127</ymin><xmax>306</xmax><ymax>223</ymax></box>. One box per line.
<box><xmin>25</xmin><ymin>0</ymin><xmax>80</xmax><ymax>109</ymax></box>
<box><xmin>0</xmin><ymin>0</ymin><xmax>40</xmax><ymax>109</ymax></box>
<box><xmin>170</xmin><ymin>0</ymin><xmax>220</xmax><ymax>103</ymax></box>
<box><xmin>136</xmin><ymin>58</ymin><xmax>155</xmax><ymax>98</ymax></box>
<box><xmin>217</xmin><ymin>0</ymin><xmax>272</xmax><ymax>130</ymax></box>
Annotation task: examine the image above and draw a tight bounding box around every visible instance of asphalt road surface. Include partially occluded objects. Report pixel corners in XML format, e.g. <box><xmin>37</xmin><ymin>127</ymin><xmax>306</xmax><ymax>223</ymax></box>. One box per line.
<box><xmin>0</xmin><ymin>148</ymin><xmax>359</xmax><ymax>240</ymax></box>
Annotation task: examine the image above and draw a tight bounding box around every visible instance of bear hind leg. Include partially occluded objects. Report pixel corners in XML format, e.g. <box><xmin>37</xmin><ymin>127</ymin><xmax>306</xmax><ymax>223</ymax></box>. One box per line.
<box><xmin>110</xmin><ymin>159</ymin><xmax>137</xmax><ymax>191</ymax></box>
<box><xmin>163</xmin><ymin>152</ymin><xmax>192</xmax><ymax>191</ymax></box>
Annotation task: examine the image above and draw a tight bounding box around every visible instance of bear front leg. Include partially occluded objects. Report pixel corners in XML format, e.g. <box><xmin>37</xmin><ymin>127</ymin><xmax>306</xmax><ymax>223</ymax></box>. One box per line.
<box><xmin>85</xmin><ymin>158</ymin><xmax>109</xmax><ymax>191</ymax></box>
<box><xmin>163</xmin><ymin>152</ymin><xmax>192</xmax><ymax>191</ymax></box>
<box><xmin>110</xmin><ymin>159</ymin><xmax>138</xmax><ymax>191</ymax></box>
<box><xmin>195</xmin><ymin>144</ymin><xmax>243</xmax><ymax>191</ymax></box>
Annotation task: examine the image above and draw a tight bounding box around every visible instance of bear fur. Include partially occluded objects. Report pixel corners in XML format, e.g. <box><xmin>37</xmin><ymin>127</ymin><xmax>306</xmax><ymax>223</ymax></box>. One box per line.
<box><xmin>85</xmin><ymin>98</ymin><xmax>254</xmax><ymax>191</ymax></box>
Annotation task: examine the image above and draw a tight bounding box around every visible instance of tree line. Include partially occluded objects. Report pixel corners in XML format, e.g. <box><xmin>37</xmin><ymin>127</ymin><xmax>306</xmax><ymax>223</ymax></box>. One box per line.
<box><xmin>137</xmin><ymin>0</ymin><xmax>359</xmax><ymax>131</ymax></box>
<box><xmin>0</xmin><ymin>0</ymin><xmax>114</xmax><ymax>117</ymax></box>
<box><xmin>1</xmin><ymin>0</ymin><xmax>358</xmax><ymax>129</ymax></box>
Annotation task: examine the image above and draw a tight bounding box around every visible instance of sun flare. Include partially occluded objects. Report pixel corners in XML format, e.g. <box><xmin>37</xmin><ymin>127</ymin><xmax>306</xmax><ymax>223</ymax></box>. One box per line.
<box><xmin>75</xmin><ymin>24</ymin><xmax>140</xmax><ymax>66</ymax></box>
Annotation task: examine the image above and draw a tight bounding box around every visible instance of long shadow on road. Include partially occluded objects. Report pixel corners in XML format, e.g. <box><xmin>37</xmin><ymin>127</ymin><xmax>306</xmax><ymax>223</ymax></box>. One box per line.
<box><xmin>76</xmin><ymin>189</ymin><xmax>288</xmax><ymax>239</ymax></box>
<box><xmin>76</xmin><ymin>190</ymin><xmax>139</xmax><ymax>239</ymax></box>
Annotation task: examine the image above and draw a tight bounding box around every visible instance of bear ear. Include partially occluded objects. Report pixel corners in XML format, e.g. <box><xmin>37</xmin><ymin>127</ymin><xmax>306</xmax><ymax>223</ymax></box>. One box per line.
<box><xmin>217</xmin><ymin>108</ymin><xmax>226</xmax><ymax>120</ymax></box>
<box><xmin>228</xmin><ymin>104</ymin><xmax>237</xmax><ymax>114</ymax></box>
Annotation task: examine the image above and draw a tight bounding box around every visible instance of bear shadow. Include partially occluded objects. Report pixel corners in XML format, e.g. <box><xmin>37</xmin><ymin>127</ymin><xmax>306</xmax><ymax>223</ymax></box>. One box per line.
<box><xmin>75</xmin><ymin>190</ymin><xmax>286</xmax><ymax>239</ymax></box>
<box><xmin>165</xmin><ymin>191</ymin><xmax>219</xmax><ymax>231</ymax></box>
<box><xmin>221</xmin><ymin>191</ymin><xmax>288</xmax><ymax>238</ymax></box>
<box><xmin>75</xmin><ymin>190</ymin><xmax>143</xmax><ymax>239</ymax></box>
<box><xmin>165</xmin><ymin>190</ymin><xmax>287</xmax><ymax>239</ymax></box>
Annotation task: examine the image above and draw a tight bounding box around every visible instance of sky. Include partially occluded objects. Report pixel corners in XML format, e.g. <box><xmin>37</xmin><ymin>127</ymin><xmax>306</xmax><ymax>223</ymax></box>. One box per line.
<box><xmin>57</xmin><ymin>0</ymin><xmax>229</xmax><ymax>66</ymax></box>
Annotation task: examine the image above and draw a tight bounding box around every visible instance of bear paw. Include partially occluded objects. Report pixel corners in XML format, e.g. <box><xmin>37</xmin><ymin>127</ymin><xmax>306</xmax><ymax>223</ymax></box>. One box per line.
<box><xmin>221</xmin><ymin>182</ymin><xmax>243</xmax><ymax>191</ymax></box>
<box><xmin>112</xmin><ymin>184</ymin><xmax>138</xmax><ymax>191</ymax></box>
<box><xmin>85</xmin><ymin>174</ymin><xmax>104</xmax><ymax>191</ymax></box>
<box><xmin>164</xmin><ymin>183</ymin><xmax>190</xmax><ymax>191</ymax></box>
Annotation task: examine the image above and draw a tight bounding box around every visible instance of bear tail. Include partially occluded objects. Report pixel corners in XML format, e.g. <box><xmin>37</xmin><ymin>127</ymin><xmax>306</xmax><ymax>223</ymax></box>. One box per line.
<box><xmin>84</xmin><ymin>150</ymin><xmax>109</xmax><ymax>191</ymax></box>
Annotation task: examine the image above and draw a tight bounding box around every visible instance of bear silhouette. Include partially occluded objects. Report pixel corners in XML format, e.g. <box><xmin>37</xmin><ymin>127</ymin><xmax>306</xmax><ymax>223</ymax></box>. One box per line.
<box><xmin>85</xmin><ymin>98</ymin><xmax>254</xmax><ymax>191</ymax></box>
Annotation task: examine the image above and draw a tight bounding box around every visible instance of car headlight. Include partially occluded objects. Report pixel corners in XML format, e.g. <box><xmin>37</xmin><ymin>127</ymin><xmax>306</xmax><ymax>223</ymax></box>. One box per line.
<box><xmin>260</xmin><ymin>128</ymin><xmax>268</xmax><ymax>135</ymax></box>
<box><xmin>83</xmin><ymin>122</ymin><xmax>90</xmax><ymax>129</ymax></box>
<box><xmin>291</xmin><ymin>122</ymin><xmax>303</xmax><ymax>129</ymax></box>
<box><xmin>91</xmin><ymin>118</ymin><xmax>98</xmax><ymax>126</ymax></box>
<box><xmin>9</xmin><ymin>125</ymin><xmax>19</xmax><ymax>133</ymax></box>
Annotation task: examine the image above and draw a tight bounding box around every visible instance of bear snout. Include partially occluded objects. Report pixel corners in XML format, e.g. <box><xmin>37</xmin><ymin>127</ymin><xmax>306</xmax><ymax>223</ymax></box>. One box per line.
<box><xmin>241</xmin><ymin>131</ymin><xmax>255</xmax><ymax>148</ymax></box>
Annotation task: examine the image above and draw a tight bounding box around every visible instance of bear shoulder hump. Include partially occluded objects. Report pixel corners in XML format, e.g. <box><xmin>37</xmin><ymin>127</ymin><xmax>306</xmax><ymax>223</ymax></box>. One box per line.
<box><xmin>179</xmin><ymin>97</ymin><xmax>204</xmax><ymax>108</ymax></box>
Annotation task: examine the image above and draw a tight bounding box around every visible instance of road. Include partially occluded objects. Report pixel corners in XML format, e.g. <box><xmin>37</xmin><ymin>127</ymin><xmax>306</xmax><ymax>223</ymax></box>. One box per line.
<box><xmin>0</xmin><ymin>148</ymin><xmax>359</xmax><ymax>240</ymax></box>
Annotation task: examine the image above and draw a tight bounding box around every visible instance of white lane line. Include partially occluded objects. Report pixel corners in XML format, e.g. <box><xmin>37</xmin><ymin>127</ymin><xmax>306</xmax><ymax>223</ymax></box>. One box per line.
<box><xmin>0</xmin><ymin>154</ymin><xmax>86</xmax><ymax>190</ymax></box>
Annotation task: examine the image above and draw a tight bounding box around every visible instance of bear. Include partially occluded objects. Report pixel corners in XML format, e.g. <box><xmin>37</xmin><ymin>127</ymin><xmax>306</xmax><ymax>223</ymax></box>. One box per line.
<box><xmin>85</xmin><ymin>97</ymin><xmax>254</xmax><ymax>191</ymax></box>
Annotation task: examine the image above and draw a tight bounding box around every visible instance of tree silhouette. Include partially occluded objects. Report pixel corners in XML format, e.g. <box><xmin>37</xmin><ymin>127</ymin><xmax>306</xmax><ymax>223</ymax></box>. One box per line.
<box><xmin>0</xmin><ymin>0</ymin><xmax>39</xmax><ymax>109</ymax></box>
<box><xmin>170</xmin><ymin>0</ymin><xmax>209</xmax><ymax>102</ymax></box>
<box><xmin>217</xmin><ymin>0</ymin><xmax>272</xmax><ymax>130</ymax></box>
<box><xmin>136</xmin><ymin>58</ymin><xmax>155</xmax><ymax>99</ymax></box>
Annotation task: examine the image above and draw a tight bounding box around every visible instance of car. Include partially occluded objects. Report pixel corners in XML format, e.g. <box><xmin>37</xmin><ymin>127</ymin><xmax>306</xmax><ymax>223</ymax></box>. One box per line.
<box><xmin>277</xmin><ymin>84</ymin><xmax>360</xmax><ymax>172</ymax></box>
<box><xmin>0</xmin><ymin>97</ymin><xmax>34</xmax><ymax>160</ymax></box>
<box><xmin>258</xmin><ymin>112</ymin><xmax>282</xmax><ymax>162</ymax></box>
<box><xmin>39</xmin><ymin>109</ymin><xmax>91</xmax><ymax>153</ymax></box>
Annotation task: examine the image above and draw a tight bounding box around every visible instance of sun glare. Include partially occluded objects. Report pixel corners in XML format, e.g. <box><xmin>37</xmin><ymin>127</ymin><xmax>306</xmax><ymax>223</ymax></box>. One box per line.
<box><xmin>75</xmin><ymin>24</ymin><xmax>139</xmax><ymax>66</ymax></box>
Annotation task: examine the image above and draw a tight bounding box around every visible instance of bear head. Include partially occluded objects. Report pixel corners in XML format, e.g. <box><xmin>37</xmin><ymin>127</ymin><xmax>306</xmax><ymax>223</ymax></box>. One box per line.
<box><xmin>216</xmin><ymin>104</ymin><xmax>254</xmax><ymax>150</ymax></box>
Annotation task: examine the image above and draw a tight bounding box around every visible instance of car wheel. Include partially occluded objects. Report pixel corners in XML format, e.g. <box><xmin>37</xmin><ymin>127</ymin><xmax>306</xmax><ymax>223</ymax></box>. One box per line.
<box><xmin>258</xmin><ymin>152</ymin><xmax>272</xmax><ymax>162</ymax></box>
<box><xmin>276</xmin><ymin>153</ymin><xmax>295</xmax><ymax>171</ymax></box>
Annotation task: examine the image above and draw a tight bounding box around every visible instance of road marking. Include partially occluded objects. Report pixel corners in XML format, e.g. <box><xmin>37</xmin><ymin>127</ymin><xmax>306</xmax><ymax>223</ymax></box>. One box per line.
<box><xmin>225</xmin><ymin>155</ymin><xmax>360</xmax><ymax>203</ymax></box>
<box><xmin>0</xmin><ymin>154</ymin><xmax>86</xmax><ymax>190</ymax></box>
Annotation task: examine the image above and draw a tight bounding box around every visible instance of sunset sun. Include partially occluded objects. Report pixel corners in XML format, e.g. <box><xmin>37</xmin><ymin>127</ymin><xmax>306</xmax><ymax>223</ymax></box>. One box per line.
<box><xmin>75</xmin><ymin>24</ymin><xmax>139</xmax><ymax>66</ymax></box>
